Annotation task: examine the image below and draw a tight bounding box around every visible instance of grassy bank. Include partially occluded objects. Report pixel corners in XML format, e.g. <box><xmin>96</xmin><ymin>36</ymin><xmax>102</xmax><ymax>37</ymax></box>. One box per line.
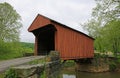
<box><xmin>63</xmin><ymin>60</ymin><xmax>75</xmax><ymax>67</ymax></box>
<box><xmin>0</xmin><ymin>73</ymin><xmax>4</xmax><ymax>78</ymax></box>
<box><xmin>0</xmin><ymin>40</ymin><xmax>34</xmax><ymax>60</ymax></box>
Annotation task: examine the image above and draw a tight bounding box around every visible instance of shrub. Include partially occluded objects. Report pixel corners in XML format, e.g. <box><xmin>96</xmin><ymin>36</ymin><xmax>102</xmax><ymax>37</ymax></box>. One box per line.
<box><xmin>49</xmin><ymin>51</ymin><xmax>60</xmax><ymax>61</ymax></box>
<box><xmin>109</xmin><ymin>61</ymin><xmax>117</xmax><ymax>71</ymax></box>
<box><xmin>4</xmin><ymin>68</ymin><xmax>18</xmax><ymax>78</ymax></box>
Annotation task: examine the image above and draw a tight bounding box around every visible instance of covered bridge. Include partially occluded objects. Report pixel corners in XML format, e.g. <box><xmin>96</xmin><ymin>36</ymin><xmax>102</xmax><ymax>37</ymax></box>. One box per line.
<box><xmin>28</xmin><ymin>14</ymin><xmax>94</xmax><ymax>60</ymax></box>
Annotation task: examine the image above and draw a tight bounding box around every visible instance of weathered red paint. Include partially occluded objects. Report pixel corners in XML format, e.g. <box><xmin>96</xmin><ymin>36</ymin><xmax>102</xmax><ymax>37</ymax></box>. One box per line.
<box><xmin>28</xmin><ymin>14</ymin><xmax>94</xmax><ymax>60</ymax></box>
<box><xmin>28</xmin><ymin>15</ymin><xmax>51</xmax><ymax>31</ymax></box>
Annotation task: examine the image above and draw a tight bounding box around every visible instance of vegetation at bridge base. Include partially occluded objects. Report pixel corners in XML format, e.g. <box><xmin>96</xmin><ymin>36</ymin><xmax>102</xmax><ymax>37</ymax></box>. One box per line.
<box><xmin>109</xmin><ymin>61</ymin><xmax>117</xmax><ymax>71</ymax></box>
<box><xmin>82</xmin><ymin>0</ymin><xmax>120</xmax><ymax>71</ymax></box>
<box><xmin>40</xmin><ymin>70</ymin><xmax>46</xmax><ymax>78</ymax></box>
<box><xmin>4</xmin><ymin>68</ymin><xmax>18</xmax><ymax>78</ymax></box>
<box><xmin>0</xmin><ymin>73</ymin><xmax>5</xmax><ymax>78</ymax></box>
<box><xmin>4</xmin><ymin>68</ymin><xmax>45</xmax><ymax>78</ymax></box>
<box><xmin>63</xmin><ymin>60</ymin><xmax>75</xmax><ymax>68</ymax></box>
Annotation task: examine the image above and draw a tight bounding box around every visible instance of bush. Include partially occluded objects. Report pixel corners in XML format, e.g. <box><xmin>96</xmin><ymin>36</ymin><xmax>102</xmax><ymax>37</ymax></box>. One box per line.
<box><xmin>49</xmin><ymin>51</ymin><xmax>60</xmax><ymax>61</ymax></box>
<box><xmin>4</xmin><ymin>68</ymin><xmax>18</xmax><ymax>78</ymax></box>
<box><xmin>63</xmin><ymin>60</ymin><xmax>75</xmax><ymax>67</ymax></box>
<box><xmin>109</xmin><ymin>61</ymin><xmax>117</xmax><ymax>71</ymax></box>
<box><xmin>0</xmin><ymin>40</ymin><xmax>12</xmax><ymax>54</ymax></box>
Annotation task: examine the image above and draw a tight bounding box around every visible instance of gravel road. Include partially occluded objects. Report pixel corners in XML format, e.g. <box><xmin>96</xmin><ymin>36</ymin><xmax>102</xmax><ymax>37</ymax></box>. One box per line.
<box><xmin>0</xmin><ymin>56</ymin><xmax>45</xmax><ymax>72</ymax></box>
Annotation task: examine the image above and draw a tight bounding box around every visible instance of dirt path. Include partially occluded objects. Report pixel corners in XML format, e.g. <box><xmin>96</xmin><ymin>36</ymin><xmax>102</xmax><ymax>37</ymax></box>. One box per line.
<box><xmin>0</xmin><ymin>56</ymin><xmax>45</xmax><ymax>72</ymax></box>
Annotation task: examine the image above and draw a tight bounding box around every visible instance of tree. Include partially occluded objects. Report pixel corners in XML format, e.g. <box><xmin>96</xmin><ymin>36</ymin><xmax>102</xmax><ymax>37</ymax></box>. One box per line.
<box><xmin>82</xmin><ymin>0</ymin><xmax>120</xmax><ymax>38</ymax></box>
<box><xmin>92</xmin><ymin>0</ymin><xmax>120</xmax><ymax>26</ymax></box>
<box><xmin>82</xmin><ymin>19</ymin><xmax>102</xmax><ymax>38</ymax></box>
<box><xmin>101</xmin><ymin>20</ymin><xmax>120</xmax><ymax>57</ymax></box>
<box><xmin>0</xmin><ymin>2</ymin><xmax>22</xmax><ymax>42</ymax></box>
<box><xmin>82</xmin><ymin>0</ymin><xmax>120</xmax><ymax>57</ymax></box>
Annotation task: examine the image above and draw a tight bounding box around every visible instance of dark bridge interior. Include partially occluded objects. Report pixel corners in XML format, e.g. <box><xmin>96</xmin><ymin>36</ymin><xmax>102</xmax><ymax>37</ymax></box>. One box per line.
<box><xmin>34</xmin><ymin>25</ymin><xmax>56</xmax><ymax>55</ymax></box>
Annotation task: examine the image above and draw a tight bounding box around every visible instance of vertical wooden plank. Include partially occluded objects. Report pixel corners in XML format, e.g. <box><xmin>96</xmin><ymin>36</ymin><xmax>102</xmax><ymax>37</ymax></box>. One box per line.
<box><xmin>54</xmin><ymin>23</ymin><xmax>94</xmax><ymax>60</ymax></box>
<box><xmin>34</xmin><ymin>37</ymin><xmax>38</xmax><ymax>55</ymax></box>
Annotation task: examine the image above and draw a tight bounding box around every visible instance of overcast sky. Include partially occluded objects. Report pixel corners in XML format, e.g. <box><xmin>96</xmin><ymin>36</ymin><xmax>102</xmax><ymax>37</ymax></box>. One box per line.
<box><xmin>0</xmin><ymin>0</ymin><xmax>96</xmax><ymax>43</ymax></box>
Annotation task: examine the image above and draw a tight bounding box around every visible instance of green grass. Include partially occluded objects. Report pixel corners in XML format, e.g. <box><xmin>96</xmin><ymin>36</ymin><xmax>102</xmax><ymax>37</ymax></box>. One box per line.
<box><xmin>63</xmin><ymin>60</ymin><xmax>75</xmax><ymax>67</ymax></box>
<box><xmin>0</xmin><ymin>53</ymin><xmax>22</xmax><ymax>60</ymax></box>
<box><xmin>0</xmin><ymin>40</ymin><xmax>34</xmax><ymax>60</ymax></box>
<box><xmin>28</xmin><ymin>58</ymin><xmax>46</xmax><ymax>65</ymax></box>
<box><xmin>0</xmin><ymin>73</ymin><xmax>5</xmax><ymax>78</ymax></box>
<box><xmin>20</xmin><ymin>42</ymin><xmax>34</xmax><ymax>49</ymax></box>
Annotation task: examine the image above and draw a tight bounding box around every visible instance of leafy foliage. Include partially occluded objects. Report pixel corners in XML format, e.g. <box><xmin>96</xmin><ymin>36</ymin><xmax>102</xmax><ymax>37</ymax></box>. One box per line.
<box><xmin>20</xmin><ymin>42</ymin><xmax>34</xmax><ymax>50</ymax></box>
<box><xmin>92</xmin><ymin>0</ymin><xmax>120</xmax><ymax>21</ymax></box>
<box><xmin>102</xmin><ymin>20</ymin><xmax>120</xmax><ymax>56</ymax></box>
<box><xmin>4</xmin><ymin>69</ymin><xmax>18</xmax><ymax>78</ymax></box>
<box><xmin>0</xmin><ymin>39</ymin><xmax>22</xmax><ymax>60</ymax></box>
<box><xmin>0</xmin><ymin>39</ymin><xmax>34</xmax><ymax>60</ymax></box>
<box><xmin>82</xmin><ymin>0</ymin><xmax>120</xmax><ymax>58</ymax></box>
<box><xmin>82</xmin><ymin>0</ymin><xmax>120</xmax><ymax>38</ymax></box>
<box><xmin>109</xmin><ymin>61</ymin><xmax>117</xmax><ymax>71</ymax></box>
<box><xmin>0</xmin><ymin>2</ymin><xmax>22</xmax><ymax>42</ymax></box>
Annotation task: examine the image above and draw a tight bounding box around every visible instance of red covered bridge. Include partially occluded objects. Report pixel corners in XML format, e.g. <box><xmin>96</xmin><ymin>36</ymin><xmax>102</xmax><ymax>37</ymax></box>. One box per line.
<box><xmin>28</xmin><ymin>14</ymin><xmax>94</xmax><ymax>60</ymax></box>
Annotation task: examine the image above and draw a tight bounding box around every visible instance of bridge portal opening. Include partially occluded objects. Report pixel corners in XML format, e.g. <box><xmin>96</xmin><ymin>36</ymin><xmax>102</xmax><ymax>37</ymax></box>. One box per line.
<box><xmin>37</xmin><ymin>25</ymin><xmax>56</xmax><ymax>55</ymax></box>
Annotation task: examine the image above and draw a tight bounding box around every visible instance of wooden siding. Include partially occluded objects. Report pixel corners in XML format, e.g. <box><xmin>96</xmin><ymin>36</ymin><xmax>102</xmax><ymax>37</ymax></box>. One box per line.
<box><xmin>28</xmin><ymin>15</ymin><xmax>51</xmax><ymax>32</ymax></box>
<box><xmin>52</xmin><ymin>22</ymin><xmax>94</xmax><ymax>60</ymax></box>
<box><xmin>34</xmin><ymin>37</ymin><xmax>38</xmax><ymax>55</ymax></box>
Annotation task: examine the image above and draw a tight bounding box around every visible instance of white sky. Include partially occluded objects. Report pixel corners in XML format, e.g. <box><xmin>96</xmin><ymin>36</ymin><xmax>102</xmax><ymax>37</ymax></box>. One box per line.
<box><xmin>0</xmin><ymin>0</ymin><xmax>96</xmax><ymax>43</ymax></box>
